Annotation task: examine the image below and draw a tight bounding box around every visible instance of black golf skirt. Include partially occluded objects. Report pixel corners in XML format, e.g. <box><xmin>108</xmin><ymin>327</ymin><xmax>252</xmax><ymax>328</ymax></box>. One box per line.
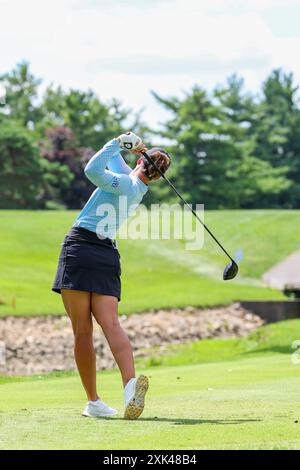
<box><xmin>52</xmin><ymin>227</ymin><xmax>121</xmax><ymax>300</ymax></box>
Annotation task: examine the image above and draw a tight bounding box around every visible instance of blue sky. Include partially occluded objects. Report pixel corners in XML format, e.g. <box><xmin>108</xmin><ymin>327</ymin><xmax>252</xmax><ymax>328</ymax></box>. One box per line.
<box><xmin>1</xmin><ymin>0</ymin><xmax>300</xmax><ymax>127</ymax></box>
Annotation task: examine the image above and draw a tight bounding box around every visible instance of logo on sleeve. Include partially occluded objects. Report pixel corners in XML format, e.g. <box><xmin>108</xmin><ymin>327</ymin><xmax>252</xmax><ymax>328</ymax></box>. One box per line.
<box><xmin>111</xmin><ymin>176</ymin><xmax>119</xmax><ymax>188</ymax></box>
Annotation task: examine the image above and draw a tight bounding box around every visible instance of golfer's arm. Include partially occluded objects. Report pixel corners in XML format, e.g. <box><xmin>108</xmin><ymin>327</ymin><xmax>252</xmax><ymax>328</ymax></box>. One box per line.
<box><xmin>107</xmin><ymin>152</ymin><xmax>132</xmax><ymax>175</ymax></box>
<box><xmin>84</xmin><ymin>139</ymin><xmax>133</xmax><ymax>195</ymax></box>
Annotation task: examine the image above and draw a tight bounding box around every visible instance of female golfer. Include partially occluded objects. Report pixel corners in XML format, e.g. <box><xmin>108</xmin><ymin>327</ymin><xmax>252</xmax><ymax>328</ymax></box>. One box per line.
<box><xmin>52</xmin><ymin>132</ymin><xmax>171</xmax><ymax>420</ymax></box>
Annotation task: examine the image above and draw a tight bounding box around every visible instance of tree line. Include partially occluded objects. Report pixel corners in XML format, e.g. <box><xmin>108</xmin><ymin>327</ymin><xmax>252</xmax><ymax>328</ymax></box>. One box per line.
<box><xmin>0</xmin><ymin>62</ymin><xmax>299</xmax><ymax>209</ymax></box>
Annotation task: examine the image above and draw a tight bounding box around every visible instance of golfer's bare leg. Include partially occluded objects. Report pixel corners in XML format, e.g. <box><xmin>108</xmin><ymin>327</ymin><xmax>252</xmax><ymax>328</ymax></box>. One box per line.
<box><xmin>61</xmin><ymin>289</ymin><xmax>98</xmax><ymax>402</ymax></box>
<box><xmin>91</xmin><ymin>293</ymin><xmax>135</xmax><ymax>386</ymax></box>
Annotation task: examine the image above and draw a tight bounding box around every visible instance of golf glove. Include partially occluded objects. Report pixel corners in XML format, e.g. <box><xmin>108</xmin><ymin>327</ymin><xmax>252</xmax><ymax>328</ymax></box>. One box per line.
<box><xmin>117</xmin><ymin>131</ymin><xmax>142</xmax><ymax>150</ymax></box>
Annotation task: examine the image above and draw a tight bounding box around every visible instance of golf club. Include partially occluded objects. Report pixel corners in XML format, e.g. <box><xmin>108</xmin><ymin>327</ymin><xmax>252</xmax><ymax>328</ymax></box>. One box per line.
<box><xmin>141</xmin><ymin>150</ymin><xmax>239</xmax><ymax>280</ymax></box>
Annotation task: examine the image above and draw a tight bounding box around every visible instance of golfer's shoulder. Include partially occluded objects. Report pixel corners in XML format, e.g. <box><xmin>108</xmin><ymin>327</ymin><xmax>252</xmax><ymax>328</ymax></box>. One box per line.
<box><xmin>129</xmin><ymin>174</ymin><xmax>148</xmax><ymax>196</ymax></box>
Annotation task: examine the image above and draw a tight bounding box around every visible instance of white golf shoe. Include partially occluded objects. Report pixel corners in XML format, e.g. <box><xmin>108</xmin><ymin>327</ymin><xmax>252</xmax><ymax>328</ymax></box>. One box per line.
<box><xmin>124</xmin><ymin>375</ymin><xmax>149</xmax><ymax>420</ymax></box>
<box><xmin>82</xmin><ymin>399</ymin><xmax>118</xmax><ymax>418</ymax></box>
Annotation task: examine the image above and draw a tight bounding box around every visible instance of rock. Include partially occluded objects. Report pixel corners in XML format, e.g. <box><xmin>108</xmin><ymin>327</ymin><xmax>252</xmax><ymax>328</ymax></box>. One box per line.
<box><xmin>0</xmin><ymin>303</ymin><xmax>263</xmax><ymax>376</ymax></box>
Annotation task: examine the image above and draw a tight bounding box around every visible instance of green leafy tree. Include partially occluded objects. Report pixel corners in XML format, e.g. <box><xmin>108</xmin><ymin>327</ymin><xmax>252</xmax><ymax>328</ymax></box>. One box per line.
<box><xmin>40</xmin><ymin>126</ymin><xmax>93</xmax><ymax>208</ymax></box>
<box><xmin>0</xmin><ymin>121</ymin><xmax>72</xmax><ymax>209</ymax></box>
<box><xmin>152</xmin><ymin>86</ymin><xmax>231</xmax><ymax>207</ymax></box>
<box><xmin>39</xmin><ymin>87</ymin><xmax>134</xmax><ymax>149</ymax></box>
<box><xmin>214</xmin><ymin>74</ymin><xmax>291</xmax><ymax>207</ymax></box>
<box><xmin>285</xmin><ymin>108</ymin><xmax>300</xmax><ymax>206</ymax></box>
<box><xmin>153</xmin><ymin>80</ymin><xmax>290</xmax><ymax>208</ymax></box>
<box><xmin>0</xmin><ymin>122</ymin><xmax>43</xmax><ymax>208</ymax></box>
<box><xmin>1</xmin><ymin>61</ymin><xmax>299</xmax><ymax>210</ymax></box>
<box><xmin>252</xmin><ymin>70</ymin><xmax>296</xmax><ymax>166</ymax></box>
<box><xmin>248</xmin><ymin>69</ymin><xmax>300</xmax><ymax>207</ymax></box>
<box><xmin>0</xmin><ymin>62</ymin><xmax>42</xmax><ymax>128</ymax></box>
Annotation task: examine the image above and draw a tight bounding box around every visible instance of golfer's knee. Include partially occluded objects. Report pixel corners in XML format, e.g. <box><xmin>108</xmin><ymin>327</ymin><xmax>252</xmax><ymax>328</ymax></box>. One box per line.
<box><xmin>100</xmin><ymin>318</ymin><xmax>120</xmax><ymax>335</ymax></box>
<box><xmin>73</xmin><ymin>325</ymin><xmax>93</xmax><ymax>341</ymax></box>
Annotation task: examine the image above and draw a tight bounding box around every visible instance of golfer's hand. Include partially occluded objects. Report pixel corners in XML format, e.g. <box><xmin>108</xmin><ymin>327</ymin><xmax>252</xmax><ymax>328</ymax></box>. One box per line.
<box><xmin>117</xmin><ymin>131</ymin><xmax>143</xmax><ymax>151</ymax></box>
<box><xmin>130</xmin><ymin>142</ymin><xmax>148</xmax><ymax>155</ymax></box>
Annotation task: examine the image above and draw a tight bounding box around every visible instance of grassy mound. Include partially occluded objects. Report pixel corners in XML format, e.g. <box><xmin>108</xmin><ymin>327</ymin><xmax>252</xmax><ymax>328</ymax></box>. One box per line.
<box><xmin>139</xmin><ymin>319</ymin><xmax>300</xmax><ymax>368</ymax></box>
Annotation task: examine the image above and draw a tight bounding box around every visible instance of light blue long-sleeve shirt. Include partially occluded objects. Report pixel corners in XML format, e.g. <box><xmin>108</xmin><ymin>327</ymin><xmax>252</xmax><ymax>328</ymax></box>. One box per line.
<box><xmin>73</xmin><ymin>139</ymin><xmax>148</xmax><ymax>239</ymax></box>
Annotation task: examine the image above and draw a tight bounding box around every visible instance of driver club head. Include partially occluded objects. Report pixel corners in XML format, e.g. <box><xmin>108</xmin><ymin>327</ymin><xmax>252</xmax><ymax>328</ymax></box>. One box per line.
<box><xmin>223</xmin><ymin>260</ymin><xmax>239</xmax><ymax>281</ymax></box>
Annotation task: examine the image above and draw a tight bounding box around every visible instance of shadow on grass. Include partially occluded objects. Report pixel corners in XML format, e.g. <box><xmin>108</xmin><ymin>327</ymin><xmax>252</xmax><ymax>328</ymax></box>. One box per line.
<box><xmin>242</xmin><ymin>346</ymin><xmax>294</xmax><ymax>356</ymax></box>
<box><xmin>106</xmin><ymin>417</ymin><xmax>262</xmax><ymax>426</ymax></box>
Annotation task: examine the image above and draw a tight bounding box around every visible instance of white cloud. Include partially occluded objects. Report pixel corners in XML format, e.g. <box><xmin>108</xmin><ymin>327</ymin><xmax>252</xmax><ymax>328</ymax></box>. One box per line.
<box><xmin>175</xmin><ymin>0</ymin><xmax>300</xmax><ymax>12</ymax></box>
<box><xmin>0</xmin><ymin>0</ymin><xmax>300</xmax><ymax>127</ymax></box>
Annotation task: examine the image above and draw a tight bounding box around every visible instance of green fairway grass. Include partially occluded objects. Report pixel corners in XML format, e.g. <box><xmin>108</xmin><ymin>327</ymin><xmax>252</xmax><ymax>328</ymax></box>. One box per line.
<box><xmin>0</xmin><ymin>354</ymin><xmax>299</xmax><ymax>450</ymax></box>
<box><xmin>1</xmin><ymin>320</ymin><xmax>300</xmax><ymax>450</ymax></box>
<box><xmin>1</xmin><ymin>209</ymin><xmax>299</xmax><ymax>316</ymax></box>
